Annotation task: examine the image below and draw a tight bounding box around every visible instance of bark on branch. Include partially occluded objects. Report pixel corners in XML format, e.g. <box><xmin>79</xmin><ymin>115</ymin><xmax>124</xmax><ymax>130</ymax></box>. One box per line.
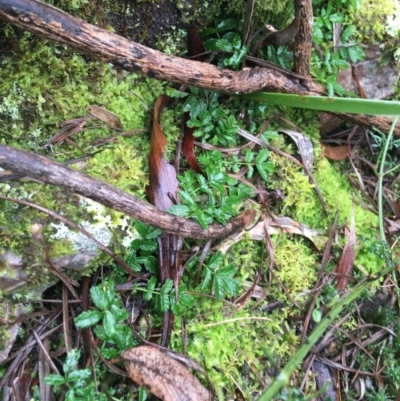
<box><xmin>0</xmin><ymin>0</ymin><xmax>398</xmax><ymax>134</ymax></box>
<box><xmin>0</xmin><ymin>145</ymin><xmax>256</xmax><ymax>239</ymax></box>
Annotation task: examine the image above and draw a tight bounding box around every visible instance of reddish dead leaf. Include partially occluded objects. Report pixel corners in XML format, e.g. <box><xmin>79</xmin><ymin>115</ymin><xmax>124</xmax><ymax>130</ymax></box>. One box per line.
<box><xmin>335</xmin><ymin>208</ymin><xmax>356</xmax><ymax>292</ymax></box>
<box><xmin>148</xmin><ymin>95</ymin><xmax>179</xmax><ymax>211</ymax></box>
<box><xmin>87</xmin><ymin>105</ymin><xmax>123</xmax><ymax>129</ymax></box>
<box><xmin>182</xmin><ymin>113</ymin><xmax>202</xmax><ymax>173</ymax></box>
<box><xmin>187</xmin><ymin>24</ymin><xmax>207</xmax><ymax>61</ymax></box>
<box><xmin>148</xmin><ymin>95</ymin><xmax>183</xmax><ymax>346</ymax></box>
<box><xmin>122</xmin><ymin>346</ymin><xmax>210</xmax><ymax>401</ymax></box>
<box><xmin>323</xmin><ymin>145</ymin><xmax>349</xmax><ymax>161</ymax></box>
<box><xmin>181</xmin><ymin>25</ymin><xmax>206</xmax><ymax>173</ymax></box>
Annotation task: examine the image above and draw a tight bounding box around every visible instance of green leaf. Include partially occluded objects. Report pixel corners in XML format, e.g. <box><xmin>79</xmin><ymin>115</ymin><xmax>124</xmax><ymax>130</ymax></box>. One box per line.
<box><xmin>195</xmin><ymin>209</ymin><xmax>210</xmax><ymax>229</ymax></box>
<box><xmin>313</xmin><ymin>26</ymin><xmax>324</xmax><ymax>45</ymax></box>
<box><xmin>329</xmin><ymin>12</ymin><xmax>343</xmax><ymax>23</ymax></box>
<box><xmin>256</xmin><ymin>149</ymin><xmax>270</xmax><ymax>164</ymax></box>
<box><xmin>44</xmin><ymin>374</ymin><xmax>65</xmax><ymax>387</ymax></box>
<box><xmin>90</xmin><ymin>286</ymin><xmax>110</xmax><ymax>311</ymax></box>
<box><xmin>65</xmin><ymin>389</ymin><xmax>75</xmax><ymax>401</ymax></box>
<box><xmin>103</xmin><ymin>310</ymin><xmax>116</xmax><ymax>338</ymax></box>
<box><xmin>74</xmin><ymin>310</ymin><xmax>103</xmax><ymax>328</ymax></box>
<box><xmin>216</xmin><ymin>18</ymin><xmax>237</xmax><ymax>32</ymax></box>
<box><xmin>63</xmin><ymin>349</ymin><xmax>81</xmax><ymax>374</ymax></box>
<box><xmin>348</xmin><ymin>45</ymin><xmax>365</xmax><ymax>63</ymax></box>
<box><xmin>245</xmin><ymin>149</ymin><xmax>254</xmax><ymax>163</ymax></box>
<box><xmin>144</xmin><ymin>276</ymin><xmax>157</xmax><ymax>301</ymax></box>
<box><xmin>168</xmin><ymin>205</ymin><xmax>190</xmax><ymax>217</ymax></box>
<box><xmin>312</xmin><ymin>309</ymin><xmax>322</xmax><ymax>323</ymax></box>
<box><xmin>110</xmin><ymin>304</ymin><xmax>129</xmax><ymax>322</ymax></box>
<box><xmin>115</xmin><ymin>325</ymin><xmax>135</xmax><ymax>350</ymax></box>
<box><xmin>231</xmin><ymin>33</ymin><xmax>241</xmax><ymax>50</ymax></box>
<box><xmin>179</xmin><ymin>190</ymin><xmax>196</xmax><ymax>206</ymax></box>
<box><xmin>66</xmin><ymin>369</ymin><xmax>91</xmax><ymax>383</ymax></box>
<box><xmin>139</xmin><ymin>387</ymin><xmax>149</xmax><ymax>401</ymax></box>
<box><xmin>208</xmin><ymin>252</ymin><xmax>224</xmax><ymax>271</ymax></box>
<box><xmin>215</xmin><ymin>38</ymin><xmax>233</xmax><ymax>52</ymax></box>
<box><xmin>341</xmin><ymin>25</ymin><xmax>356</xmax><ymax>42</ymax></box>
<box><xmin>160</xmin><ymin>279</ymin><xmax>173</xmax><ymax>312</ymax></box>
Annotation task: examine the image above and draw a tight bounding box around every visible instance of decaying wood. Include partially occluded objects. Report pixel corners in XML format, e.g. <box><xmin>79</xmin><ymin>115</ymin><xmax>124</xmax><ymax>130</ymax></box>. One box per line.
<box><xmin>0</xmin><ymin>0</ymin><xmax>398</xmax><ymax>134</ymax></box>
<box><xmin>0</xmin><ymin>144</ymin><xmax>256</xmax><ymax>240</ymax></box>
<box><xmin>293</xmin><ymin>0</ymin><xmax>313</xmax><ymax>77</ymax></box>
<box><xmin>0</xmin><ymin>0</ymin><xmax>324</xmax><ymax>96</ymax></box>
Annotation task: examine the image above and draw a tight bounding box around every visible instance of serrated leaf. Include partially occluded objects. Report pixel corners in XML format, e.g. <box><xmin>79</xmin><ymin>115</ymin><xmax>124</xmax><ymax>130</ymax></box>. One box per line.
<box><xmin>63</xmin><ymin>349</ymin><xmax>81</xmax><ymax>374</ymax></box>
<box><xmin>103</xmin><ymin>310</ymin><xmax>116</xmax><ymax>338</ymax></box>
<box><xmin>179</xmin><ymin>190</ymin><xmax>196</xmax><ymax>206</ymax></box>
<box><xmin>341</xmin><ymin>25</ymin><xmax>356</xmax><ymax>42</ymax></box>
<box><xmin>101</xmin><ymin>348</ymin><xmax>120</xmax><ymax>359</ymax></box>
<box><xmin>74</xmin><ymin>310</ymin><xmax>103</xmax><ymax>328</ymax></box>
<box><xmin>145</xmin><ymin>227</ymin><xmax>163</xmax><ymax>239</ymax></box>
<box><xmin>65</xmin><ymin>389</ymin><xmax>75</xmax><ymax>401</ymax></box>
<box><xmin>160</xmin><ymin>279</ymin><xmax>173</xmax><ymax>312</ymax></box>
<box><xmin>115</xmin><ymin>325</ymin><xmax>135</xmax><ymax>350</ymax></box>
<box><xmin>256</xmin><ymin>149</ymin><xmax>270</xmax><ymax>163</ymax></box>
<box><xmin>110</xmin><ymin>304</ymin><xmax>129</xmax><ymax>322</ymax></box>
<box><xmin>134</xmin><ymin>220</ymin><xmax>151</xmax><ymax>238</ymax></box>
<box><xmin>245</xmin><ymin>150</ymin><xmax>254</xmax><ymax>163</ymax></box>
<box><xmin>216</xmin><ymin>18</ymin><xmax>237</xmax><ymax>32</ymax></box>
<box><xmin>348</xmin><ymin>45</ymin><xmax>365</xmax><ymax>63</ymax></box>
<box><xmin>313</xmin><ymin>26</ymin><xmax>324</xmax><ymax>44</ymax></box>
<box><xmin>44</xmin><ymin>374</ymin><xmax>66</xmax><ymax>387</ymax></box>
<box><xmin>90</xmin><ymin>286</ymin><xmax>110</xmax><ymax>311</ymax></box>
<box><xmin>216</xmin><ymin>38</ymin><xmax>233</xmax><ymax>52</ymax></box>
<box><xmin>66</xmin><ymin>369</ymin><xmax>92</xmax><ymax>383</ymax></box>
<box><xmin>168</xmin><ymin>205</ymin><xmax>190</xmax><ymax>217</ymax></box>
<box><xmin>144</xmin><ymin>276</ymin><xmax>157</xmax><ymax>301</ymax></box>
<box><xmin>207</xmin><ymin>252</ymin><xmax>224</xmax><ymax>270</ymax></box>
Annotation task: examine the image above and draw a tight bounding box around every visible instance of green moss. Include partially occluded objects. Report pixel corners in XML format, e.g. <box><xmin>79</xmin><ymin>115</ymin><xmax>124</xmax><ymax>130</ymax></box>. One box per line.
<box><xmin>274</xmin><ymin>236</ymin><xmax>317</xmax><ymax>297</ymax></box>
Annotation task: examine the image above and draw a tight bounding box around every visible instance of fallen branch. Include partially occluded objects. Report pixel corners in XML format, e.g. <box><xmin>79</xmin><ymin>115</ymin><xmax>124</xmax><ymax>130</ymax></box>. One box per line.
<box><xmin>0</xmin><ymin>0</ymin><xmax>398</xmax><ymax>134</ymax></box>
<box><xmin>0</xmin><ymin>144</ymin><xmax>256</xmax><ymax>239</ymax></box>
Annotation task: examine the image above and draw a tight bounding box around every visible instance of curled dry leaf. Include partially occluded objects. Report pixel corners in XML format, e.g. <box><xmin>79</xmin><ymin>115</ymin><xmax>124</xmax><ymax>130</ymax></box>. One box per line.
<box><xmin>323</xmin><ymin>145</ymin><xmax>349</xmax><ymax>161</ymax></box>
<box><xmin>87</xmin><ymin>105</ymin><xmax>123</xmax><ymax>129</ymax></box>
<box><xmin>122</xmin><ymin>346</ymin><xmax>211</xmax><ymax>401</ymax></box>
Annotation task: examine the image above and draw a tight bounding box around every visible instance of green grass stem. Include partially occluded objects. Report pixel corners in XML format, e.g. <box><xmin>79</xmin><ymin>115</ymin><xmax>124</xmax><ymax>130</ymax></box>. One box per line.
<box><xmin>241</xmin><ymin>93</ymin><xmax>400</xmax><ymax>115</ymax></box>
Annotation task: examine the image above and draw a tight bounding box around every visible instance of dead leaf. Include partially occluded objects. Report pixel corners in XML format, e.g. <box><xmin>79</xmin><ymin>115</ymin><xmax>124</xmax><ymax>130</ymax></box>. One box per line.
<box><xmin>182</xmin><ymin>114</ymin><xmax>202</xmax><ymax>173</ymax></box>
<box><xmin>86</xmin><ymin>105</ymin><xmax>123</xmax><ymax>129</ymax></box>
<box><xmin>148</xmin><ymin>95</ymin><xmax>179</xmax><ymax>211</ymax></box>
<box><xmin>122</xmin><ymin>346</ymin><xmax>211</xmax><ymax>401</ymax></box>
<box><xmin>278</xmin><ymin>128</ymin><xmax>314</xmax><ymax>170</ymax></box>
<box><xmin>46</xmin><ymin>117</ymin><xmax>87</xmax><ymax>146</ymax></box>
<box><xmin>187</xmin><ymin>24</ymin><xmax>207</xmax><ymax>61</ymax></box>
<box><xmin>335</xmin><ymin>207</ymin><xmax>356</xmax><ymax>292</ymax></box>
<box><xmin>217</xmin><ymin>214</ymin><xmax>326</xmax><ymax>253</ymax></box>
<box><xmin>148</xmin><ymin>95</ymin><xmax>183</xmax><ymax>346</ymax></box>
<box><xmin>323</xmin><ymin>145</ymin><xmax>349</xmax><ymax>161</ymax></box>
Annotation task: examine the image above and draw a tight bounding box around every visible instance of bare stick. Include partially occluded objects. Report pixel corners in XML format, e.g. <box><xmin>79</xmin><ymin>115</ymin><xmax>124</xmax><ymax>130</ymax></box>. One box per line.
<box><xmin>0</xmin><ymin>144</ymin><xmax>256</xmax><ymax>239</ymax></box>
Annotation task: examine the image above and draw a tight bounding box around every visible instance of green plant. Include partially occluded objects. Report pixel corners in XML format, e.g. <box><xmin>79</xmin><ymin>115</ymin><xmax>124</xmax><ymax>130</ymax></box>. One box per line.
<box><xmin>74</xmin><ymin>282</ymin><xmax>137</xmax><ymax>357</ymax></box>
<box><xmin>44</xmin><ymin>349</ymin><xmax>108</xmax><ymax>401</ymax></box>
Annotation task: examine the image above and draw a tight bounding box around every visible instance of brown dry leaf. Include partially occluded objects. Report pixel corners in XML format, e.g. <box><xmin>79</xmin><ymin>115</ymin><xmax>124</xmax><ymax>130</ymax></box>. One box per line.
<box><xmin>122</xmin><ymin>346</ymin><xmax>211</xmax><ymax>401</ymax></box>
<box><xmin>217</xmin><ymin>215</ymin><xmax>326</xmax><ymax>253</ymax></box>
<box><xmin>86</xmin><ymin>105</ymin><xmax>123</xmax><ymax>129</ymax></box>
<box><xmin>335</xmin><ymin>207</ymin><xmax>356</xmax><ymax>292</ymax></box>
<box><xmin>323</xmin><ymin>145</ymin><xmax>349</xmax><ymax>161</ymax></box>
<box><xmin>46</xmin><ymin>117</ymin><xmax>88</xmax><ymax>146</ymax></box>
